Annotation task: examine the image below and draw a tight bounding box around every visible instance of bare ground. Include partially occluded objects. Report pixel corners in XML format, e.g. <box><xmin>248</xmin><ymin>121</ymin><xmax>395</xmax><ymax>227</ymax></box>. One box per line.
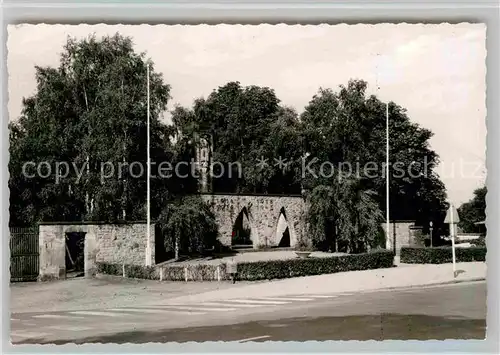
<box><xmin>10</xmin><ymin>275</ymin><xmax>258</xmax><ymax>313</ymax></box>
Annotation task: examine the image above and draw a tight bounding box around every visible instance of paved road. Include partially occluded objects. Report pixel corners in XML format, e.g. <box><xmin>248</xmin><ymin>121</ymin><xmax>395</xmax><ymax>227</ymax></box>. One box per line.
<box><xmin>10</xmin><ymin>281</ymin><xmax>486</xmax><ymax>344</ymax></box>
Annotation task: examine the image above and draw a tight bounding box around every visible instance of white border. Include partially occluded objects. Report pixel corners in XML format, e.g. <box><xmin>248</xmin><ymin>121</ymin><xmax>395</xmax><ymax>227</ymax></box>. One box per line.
<box><xmin>1</xmin><ymin>1</ymin><xmax>498</xmax><ymax>354</ymax></box>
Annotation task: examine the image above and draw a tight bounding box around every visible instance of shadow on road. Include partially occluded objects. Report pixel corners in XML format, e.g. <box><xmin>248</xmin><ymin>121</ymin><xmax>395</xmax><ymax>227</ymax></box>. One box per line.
<box><xmin>17</xmin><ymin>313</ymin><xmax>486</xmax><ymax>344</ymax></box>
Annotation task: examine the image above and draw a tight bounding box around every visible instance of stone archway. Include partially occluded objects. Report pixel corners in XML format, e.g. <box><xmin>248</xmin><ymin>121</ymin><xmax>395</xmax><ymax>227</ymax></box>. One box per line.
<box><xmin>274</xmin><ymin>207</ymin><xmax>290</xmax><ymax>247</ymax></box>
<box><xmin>201</xmin><ymin>193</ymin><xmax>306</xmax><ymax>248</ymax></box>
<box><xmin>231</xmin><ymin>207</ymin><xmax>253</xmax><ymax>247</ymax></box>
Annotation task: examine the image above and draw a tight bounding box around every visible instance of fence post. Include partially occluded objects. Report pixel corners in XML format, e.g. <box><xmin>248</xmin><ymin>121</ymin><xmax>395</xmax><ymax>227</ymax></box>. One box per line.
<box><xmin>159</xmin><ymin>267</ymin><xmax>163</xmax><ymax>281</ymax></box>
<box><xmin>184</xmin><ymin>267</ymin><xmax>188</xmax><ymax>282</ymax></box>
<box><xmin>122</xmin><ymin>263</ymin><xmax>126</xmax><ymax>278</ymax></box>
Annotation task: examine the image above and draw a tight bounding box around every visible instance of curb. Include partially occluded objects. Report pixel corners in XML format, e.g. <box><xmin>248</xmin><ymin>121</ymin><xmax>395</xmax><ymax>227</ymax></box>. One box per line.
<box><xmin>354</xmin><ymin>277</ymin><xmax>486</xmax><ymax>295</ymax></box>
<box><xmin>164</xmin><ymin>277</ymin><xmax>487</xmax><ymax>305</ymax></box>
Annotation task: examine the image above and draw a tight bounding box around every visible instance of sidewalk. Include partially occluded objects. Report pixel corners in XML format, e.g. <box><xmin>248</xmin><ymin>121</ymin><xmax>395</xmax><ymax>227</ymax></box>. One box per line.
<box><xmin>164</xmin><ymin>262</ymin><xmax>486</xmax><ymax>305</ymax></box>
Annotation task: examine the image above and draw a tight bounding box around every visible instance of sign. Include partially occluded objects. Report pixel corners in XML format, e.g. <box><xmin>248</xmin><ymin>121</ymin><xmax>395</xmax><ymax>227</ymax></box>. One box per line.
<box><xmin>443</xmin><ymin>204</ymin><xmax>460</xmax><ymax>278</ymax></box>
<box><xmin>226</xmin><ymin>260</ymin><xmax>238</xmax><ymax>274</ymax></box>
<box><xmin>444</xmin><ymin>205</ymin><xmax>460</xmax><ymax>224</ymax></box>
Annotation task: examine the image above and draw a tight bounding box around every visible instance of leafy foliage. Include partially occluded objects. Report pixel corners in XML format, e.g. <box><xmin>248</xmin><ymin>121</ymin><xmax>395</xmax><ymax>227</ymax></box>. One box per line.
<box><xmin>158</xmin><ymin>196</ymin><xmax>218</xmax><ymax>256</ymax></box>
<box><xmin>172</xmin><ymin>82</ymin><xmax>303</xmax><ymax>194</ymax></box>
<box><xmin>9</xmin><ymin>33</ymin><xmax>196</xmax><ymax>226</ymax></box>
<box><xmin>9</xmin><ymin>34</ymin><xmax>448</xmax><ymax>257</ymax></box>
<box><xmin>458</xmin><ymin>186</ymin><xmax>487</xmax><ymax>233</ymax></box>
<box><xmin>98</xmin><ymin>249</ymin><xmax>394</xmax><ymax>281</ymax></box>
<box><xmin>98</xmin><ymin>250</ymin><xmax>394</xmax><ymax>281</ymax></box>
<box><xmin>300</xmin><ymin>80</ymin><xmax>448</xmax><ymax>229</ymax></box>
<box><xmin>235</xmin><ymin>249</ymin><xmax>394</xmax><ymax>281</ymax></box>
<box><xmin>173</xmin><ymin>79</ymin><xmax>447</xmax><ymax>252</ymax></box>
<box><xmin>305</xmin><ymin>178</ymin><xmax>383</xmax><ymax>253</ymax></box>
<box><xmin>400</xmin><ymin>246</ymin><xmax>486</xmax><ymax>264</ymax></box>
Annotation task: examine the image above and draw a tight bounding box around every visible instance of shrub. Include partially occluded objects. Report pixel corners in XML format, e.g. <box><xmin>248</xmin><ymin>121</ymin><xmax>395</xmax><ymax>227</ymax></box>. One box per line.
<box><xmin>98</xmin><ymin>250</ymin><xmax>394</xmax><ymax>282</ymax></box>
<box><xmin>125</xmin><ymin>265</ymin><xmax>159</xmax><ymax>280</ymax></box>
<box><xmin>472</xmin><ymin>236</ymin><xmax>486</xmax><ymax>247</ymax></box>
<box><xmin>235</xmin><ymin>250</ymin><xmax>394</xmax><ymax>281</ymax></box>
<box><xmin>400</xmin><ymin>246</ymin><xmax>486</xmax><ymax>264</ymax></box>
<box><xmin>96</xmin><ymin>262</ymin><xmax>160</xmax><ymax>280</ymax></box>
<box><xmin>305</xmin><ymin>183</ymin><xmax>383</xmax><ymax>253</ymax></box>
<box><xmin>158</xmin><ymin>196</ymin><xmax>218</xmax><ymax>257</ymax></box>
<box><xmin>96</xmin><ymin>263</ymin><xmax>122</xmax><ymax>276</ymax></box>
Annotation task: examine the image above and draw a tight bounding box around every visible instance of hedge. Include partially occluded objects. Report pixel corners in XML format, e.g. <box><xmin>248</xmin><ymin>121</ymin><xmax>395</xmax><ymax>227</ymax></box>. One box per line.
<box><xmin>400</xmin><ymin>246</ymin><xmax>486</xmax><ymax>264</ymax></box>
<box><xmin>235</xmin><ymin>250</ymin><xmax>394</xmax><ymax>281</ymax></box>
<box><xmin>96</xmin><ymin>249</ymin><xmax>394</xmax><ymax>282</ymax></box>
<box><xmin>96</xmin><ymin>263</ymin><xmax>159</xmax><ymax>280</ymax></box>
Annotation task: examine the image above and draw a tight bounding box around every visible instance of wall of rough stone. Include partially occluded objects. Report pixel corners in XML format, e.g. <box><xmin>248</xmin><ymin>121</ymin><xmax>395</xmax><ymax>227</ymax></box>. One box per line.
<box><xmin>201</xmin><ymin>194</ymin><xmax>306</xmax><ymax>248</ymax></box>
<box><xmin>38</xmin><ymin>222</ymin><xmax>155</xmax><ymax>280</ymax></box>
<box><xmin>94</xmin><ymin>224</ymin><xmax>155</xmax><ymax>266</ymax></box>
<box><xmin>381</xmin><ymin>221</ymin><xmax>416</xmax><ymax>255</ymax></box>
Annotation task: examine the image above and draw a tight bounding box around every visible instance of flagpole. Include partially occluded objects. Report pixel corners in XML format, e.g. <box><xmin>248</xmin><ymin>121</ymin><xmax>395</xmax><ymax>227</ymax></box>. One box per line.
<box><xmin>376</xmin><ymin>56</ymin><xmax>391</xmax><ymax>252</ymax></box>
<box><xmin>386</xmin><ymin>102</ymin><xmax>391</xmax><ymax>253</ymax></box>
<box><xmin>450</xmin><ymin>203</ymin><xmax>457</xmax><ymax>277</ymax></box>
<box><xmin>146</xmin><ymin>63</ymin><xmax>151</xmax><ymax>266</ymax></box>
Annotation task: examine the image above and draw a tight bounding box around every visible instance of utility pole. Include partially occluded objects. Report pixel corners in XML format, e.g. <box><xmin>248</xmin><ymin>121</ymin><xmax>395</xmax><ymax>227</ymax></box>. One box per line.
<box><xmin>386</xmin><ymin>102</ymin><xmax>391</xmax><ymax>253</ymax></box>
<box><xmin>145</xmin><ymin>62</ymin><xmax>152</xmax><ymax>266</ymax></box>
<box><xmin>429</xmin><ymin>221</ymin><xmax>433</xmax><ymax>247</ymax></box>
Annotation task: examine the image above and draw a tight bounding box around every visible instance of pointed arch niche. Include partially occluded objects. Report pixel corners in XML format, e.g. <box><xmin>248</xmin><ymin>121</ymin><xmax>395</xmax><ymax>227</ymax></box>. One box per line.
<box><xmin>274</xmin><ymin>207</ymin><xmax>291</xmax><ymax>248</ymax></box>
<box><xmin>231</xmin><ymin>207</ymin><xmax>253</xmax><ymax>247</ymax></box>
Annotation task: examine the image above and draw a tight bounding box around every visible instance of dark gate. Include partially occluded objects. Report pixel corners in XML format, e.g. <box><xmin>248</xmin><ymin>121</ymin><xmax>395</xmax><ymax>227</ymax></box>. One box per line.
<box><xmin>10</xmin><ymin>226</ymin><xmax>39</xmax><ymax>282</ymax></box>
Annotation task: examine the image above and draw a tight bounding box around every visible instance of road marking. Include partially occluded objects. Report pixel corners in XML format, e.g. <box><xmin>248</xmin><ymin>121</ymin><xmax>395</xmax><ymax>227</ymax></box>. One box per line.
<box><xmin>33</xmin><ymin>314</ymin><xmax>85</xmax><ymax>320</ymax></box>
<box><xmin>108</xmin><ymin>308</ymin><xmax>207</xmax><ymax>315</ymax></box>
<box><xmin>10</xmin><ymin>318</ymin><xmax>20</xmax><ymax>322</ymax></box>
<box><xmin>47</xmin><ymin>325</ymin><xmax>93</xmax><ymax>331</ymax></box>
<box><xmin>227</xmin><ymin>299</ymin><xmax>288</xmax><ymax>305</ymax></box>
<box><xmin>70</xmin><ymin>311</ymin><xmax>129</xmax><ymax>317</ymax></box>
<box><xmin>257</xmin><ymin>297</ymin><xmax>314</xmax><ymax>302</ymax></box>
<box><xmin>303</xmin><ymin>295</ymin><xmax>338</xmax><ymax>298</ymax></box>
<box><xmin>200</xmin><ymin>302</ymin><xmax>262</xmax><ymax>308</ymax></box>
<box><xmin>237</xmin><ymin>335</ymin><xmax>271</xmax><ymax>343</ymax></box>
<box><xmin>11</xmin><ymin>331</ymin><xmax>50</xmax><ymax>339</ymax></box>
<box><xmin>151</xmin><ymin>305</ymin><xmax>237</xmax><ymax>312</ymax></box>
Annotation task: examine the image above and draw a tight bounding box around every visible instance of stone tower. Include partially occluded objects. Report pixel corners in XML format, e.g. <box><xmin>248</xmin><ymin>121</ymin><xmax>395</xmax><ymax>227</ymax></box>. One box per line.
<box><xmin>195</xmin><ymin>134</ymin><xmax>212</xmax><ymax>193</ymax></box>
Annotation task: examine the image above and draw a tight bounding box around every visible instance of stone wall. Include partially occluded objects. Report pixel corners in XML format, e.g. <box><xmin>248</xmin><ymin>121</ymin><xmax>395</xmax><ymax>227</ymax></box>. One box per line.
<box><xmin>201</xmin><ymin>194</ymin><xmax>306</xmax><ymax>248</ymax></box>
<box><xmin>38</xmin><ymin>222</ymin><xmax>154</xmax><ymax>280</ymax></box>
<box><xmin>381</xmin><ymin>221</ymin><xmax>416</xmax><ymax>255</ymax></box>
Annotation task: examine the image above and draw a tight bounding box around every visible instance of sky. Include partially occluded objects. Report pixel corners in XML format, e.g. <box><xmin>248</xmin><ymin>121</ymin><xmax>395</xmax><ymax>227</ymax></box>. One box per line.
<box><xmin>7</xmin><ymin>23</ymin><xmax>487</xmax><ymax>206</ymax></box>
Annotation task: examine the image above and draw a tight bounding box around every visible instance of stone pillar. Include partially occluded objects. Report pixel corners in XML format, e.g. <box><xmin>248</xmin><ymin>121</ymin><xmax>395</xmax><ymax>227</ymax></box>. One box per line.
<box><xmin>145</xmin><ymin>223</ymin><xmax>155</xmax><ymax>266</ymax></box>
<box><xmin>39</xmin><ymin>224</ymin><xmax>66</xmax><ymax>280</ymax></box>
<box><xmin>84</xmin><ymin>226</ymin><xmax>98</xmax><ymax>277</ymax></box>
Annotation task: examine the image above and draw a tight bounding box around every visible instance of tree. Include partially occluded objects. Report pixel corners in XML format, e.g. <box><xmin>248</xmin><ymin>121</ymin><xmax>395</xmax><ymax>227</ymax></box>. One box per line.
<box><xmin>158</xmin><ymin>196</ymin><xmax>218</xmax><ymax>259</ymax></box>
<box><xmin>173</xmin><ymin>79</ymin><xmax>446</xmax><ymax>253</ymax></box>
<box><xmin>171</xmin><ymin>82</ymin><xmax>303</xmax><ymax>194</ymax></box>
<box><xmin>305</xmin><ymin>176</ymin><xmax>383</xmax><ymax>253</ymax></box>
<box><xmin>458</xmin><ymin>186</ymin><xmax>487</xmax><ymax>233</ymax></box>
<box><xmin>300</xmin><ymin>80</ymin><xmax>448</xmax><ymax>228</ymax></box>
<box><xmin>9</xmin><ymin>33</ymin><xmax>194</xmax><ymax>226</ymax></box>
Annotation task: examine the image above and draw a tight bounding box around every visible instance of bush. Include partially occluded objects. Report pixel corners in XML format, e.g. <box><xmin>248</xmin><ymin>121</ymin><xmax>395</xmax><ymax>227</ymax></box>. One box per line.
<box><xmin>125</xmin><ymin>265</ymin><xmax>159</xmax><ymax>280</ymax></box>
<box><xmin>235</xmin><ymin>250</ymin><xmax>394</xmax><ymax>281</ymax></box>
<box><xmin>96</xmin><ymin>263</ymin><xmax>121</xmax><ymax>276</ymax></box>
<box><xmin>96</xmin><ymin>263</ymin><xmax>159</xmax><ymax>280</ymax></box>
<box><xmin>472</xmin><ymin>236</ymin><xmax>486</xmax><ymax>247</ymax></box>
<box><xmin>97</xmin><ymin>250</ymin><xmax>394</xmax><ymax>282</ymax></box>
<box><xmin>158</xmin><ymin>196</ymin><xmax>218</xmax><ymax>256</ymax></box>
<box><xmin>400</xmin><ymin>246</ymin><xmax>486</xmax><ymax>264</ymax></box>
<box><xmin>160</xmin><ymin>250</ymin><xmax>394</xmax><ymax>281</ymax></box>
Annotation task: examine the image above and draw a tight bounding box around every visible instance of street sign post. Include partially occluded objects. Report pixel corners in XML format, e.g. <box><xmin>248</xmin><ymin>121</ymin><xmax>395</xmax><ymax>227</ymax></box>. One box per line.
<box><xmin>227</xmin><ymin>259</ymin><xmax>238</xmax><ymax>284</ymax></box>
<box><xmin>444</xmin><ymin>204</ymin><xmax>460</xmax><ymax>278</ymax></box>
<box><xmin>429</xmin><ymin>221</ymin><xmax>433</xmax><ymax>247</ymax></box>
